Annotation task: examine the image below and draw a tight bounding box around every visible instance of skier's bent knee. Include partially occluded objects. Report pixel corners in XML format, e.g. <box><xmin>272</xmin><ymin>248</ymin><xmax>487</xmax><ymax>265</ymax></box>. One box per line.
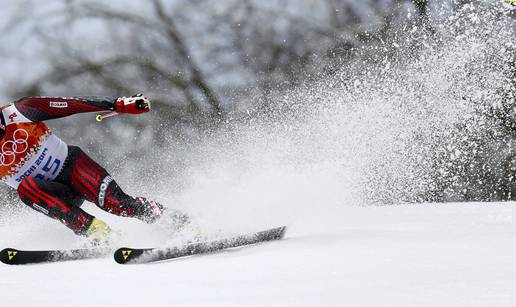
<box><xmin>61</xmin><ymin>146</ymin><xmax>164</xmax><ymax>223</ymax></box>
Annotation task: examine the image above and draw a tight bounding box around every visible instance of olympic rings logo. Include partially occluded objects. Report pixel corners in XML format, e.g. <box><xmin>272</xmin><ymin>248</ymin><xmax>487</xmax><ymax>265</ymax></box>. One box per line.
<box><xmin>0</xmin><ymin>129</ymin><xmax>29</xmax><ymax>166</ymax></box>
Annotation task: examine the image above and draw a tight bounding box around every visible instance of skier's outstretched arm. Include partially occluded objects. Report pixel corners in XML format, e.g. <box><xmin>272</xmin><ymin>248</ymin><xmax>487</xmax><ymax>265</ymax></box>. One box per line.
<box><xmin>12</xmin><ymin>94</ymin><xmax>150</xmax><ymax>121</ymax></box>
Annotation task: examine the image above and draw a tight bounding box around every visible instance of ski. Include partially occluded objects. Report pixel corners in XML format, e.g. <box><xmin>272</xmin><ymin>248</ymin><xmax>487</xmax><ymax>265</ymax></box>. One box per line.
<box><xmin>0</xmin><ymin>247</ymin><xmax>109</xmax><ymax>265</ymax></box>
<box><xmin>114</xmin><ymin>226</ymin><xmax>287</xmax><ymax>264</ymax></box>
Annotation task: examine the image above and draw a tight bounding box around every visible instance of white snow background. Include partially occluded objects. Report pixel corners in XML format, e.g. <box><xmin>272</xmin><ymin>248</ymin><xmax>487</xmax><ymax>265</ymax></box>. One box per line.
<box><xmin>1</xmin><ymin>1</ymin><xmax>516</xmax><ymax>307</ymax></box>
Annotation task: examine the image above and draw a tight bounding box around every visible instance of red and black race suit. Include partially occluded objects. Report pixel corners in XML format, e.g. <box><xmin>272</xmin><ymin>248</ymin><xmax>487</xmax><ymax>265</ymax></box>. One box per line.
<box><xmin>1</xmin><ymin>97</ymin><xmax>150</xmax><ymax>235</ymax></box>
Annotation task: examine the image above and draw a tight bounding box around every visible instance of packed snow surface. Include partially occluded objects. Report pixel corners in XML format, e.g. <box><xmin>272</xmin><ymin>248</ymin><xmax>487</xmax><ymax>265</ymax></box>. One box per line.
<box><xmin>2</xmin><ymin>202</ymin><xmax>516</xmax><ymax>307</ymax></box>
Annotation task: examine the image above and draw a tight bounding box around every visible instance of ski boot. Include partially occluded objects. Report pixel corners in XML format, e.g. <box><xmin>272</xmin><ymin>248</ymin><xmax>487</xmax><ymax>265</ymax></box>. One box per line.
<box><xmin>134</xmin><ymin>197</ymin><xmax>165</xmax><ymax>223</ymax></box>
<box><xmin>86</xmin><ymin>218</ymin><xmax>112</xmax><ymax>244</ymax></box>
<box><xmin>134</xmin><ymin>197</ymin><xmax>192</xmax><ymax>233</ymax></box>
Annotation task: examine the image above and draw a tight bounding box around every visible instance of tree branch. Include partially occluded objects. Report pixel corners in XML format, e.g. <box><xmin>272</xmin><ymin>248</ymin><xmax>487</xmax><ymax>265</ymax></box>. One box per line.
<box><xmin>151</xmin><ymin>0</ymin><xmax>222</xmax><ymax>114</ymax></box>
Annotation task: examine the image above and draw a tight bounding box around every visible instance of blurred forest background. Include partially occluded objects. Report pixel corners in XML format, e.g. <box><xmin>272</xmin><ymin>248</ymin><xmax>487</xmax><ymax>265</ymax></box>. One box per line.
<box><xmin>0</xmin><ymin>0</ymin><xmax>515</xmax><ymax>208</ymax></box>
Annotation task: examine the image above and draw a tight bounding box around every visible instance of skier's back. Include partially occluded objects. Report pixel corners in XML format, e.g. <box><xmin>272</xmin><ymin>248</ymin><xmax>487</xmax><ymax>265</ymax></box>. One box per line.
<box><xmin>1</xmin><ymin>94</ymin><xmax>163</xmax><ymax>241</ymax></box>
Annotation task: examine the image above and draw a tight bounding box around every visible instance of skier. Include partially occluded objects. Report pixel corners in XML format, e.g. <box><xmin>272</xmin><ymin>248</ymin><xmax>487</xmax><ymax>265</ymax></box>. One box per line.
<box><xmin>0</xmin><ymin>94</ymin><xmax>164</xmax><ymax>241</ymax></box>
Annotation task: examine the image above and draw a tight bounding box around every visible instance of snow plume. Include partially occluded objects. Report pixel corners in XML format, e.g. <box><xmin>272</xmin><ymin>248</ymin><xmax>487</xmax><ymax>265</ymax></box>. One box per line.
<box><xmin>140</xmin><ymin>2</ymin><xmax>516</xmax><ymax>233</ymax></box>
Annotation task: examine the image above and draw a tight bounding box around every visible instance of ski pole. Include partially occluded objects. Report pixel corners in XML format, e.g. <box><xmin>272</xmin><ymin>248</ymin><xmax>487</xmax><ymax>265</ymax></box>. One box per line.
<box><xmin>96</xmin><ymin>112</ymin><xmax>119</xmax><ymax>122</ymax></box>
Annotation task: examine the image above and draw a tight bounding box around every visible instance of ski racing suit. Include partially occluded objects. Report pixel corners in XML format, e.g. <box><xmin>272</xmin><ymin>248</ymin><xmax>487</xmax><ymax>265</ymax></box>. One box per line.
<box><xmin>0</xmin><ymin>96</ymin><xmax>162</xmax><ymax>237</ymax></box>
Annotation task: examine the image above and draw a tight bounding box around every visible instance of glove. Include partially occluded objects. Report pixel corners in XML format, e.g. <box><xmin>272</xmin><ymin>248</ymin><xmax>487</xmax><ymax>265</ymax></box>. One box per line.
<box><xmin>114</xmin><ymin>94</ymin><xmax>151</xmax><ymax>114</ymax></box>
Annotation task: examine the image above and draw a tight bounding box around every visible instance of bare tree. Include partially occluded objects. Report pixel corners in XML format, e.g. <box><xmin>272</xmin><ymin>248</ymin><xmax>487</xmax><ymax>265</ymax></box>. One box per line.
<box><xmin>4</xmin><ymin>0</ymin><xmax>425</xmax><ymax>114</ymax></box>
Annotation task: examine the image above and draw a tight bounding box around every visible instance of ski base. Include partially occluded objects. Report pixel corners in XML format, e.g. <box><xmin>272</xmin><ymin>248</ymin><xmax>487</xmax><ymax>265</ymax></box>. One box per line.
<box><xmin>114</xmin><ymin>226</ymin><xmax>287</xmax><ymax>264</ymax></box>
<box><xmin>0</xmin><ymin>248</ymin><xmax>108</xmax><ymax>265</ymax></box>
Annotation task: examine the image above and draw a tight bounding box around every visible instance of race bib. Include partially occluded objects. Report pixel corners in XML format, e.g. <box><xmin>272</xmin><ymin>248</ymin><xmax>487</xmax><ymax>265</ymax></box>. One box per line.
<box><xmin>5</xmin><ymin>134</ymin><xmax>68</xmax><ymax>188</ymax></box>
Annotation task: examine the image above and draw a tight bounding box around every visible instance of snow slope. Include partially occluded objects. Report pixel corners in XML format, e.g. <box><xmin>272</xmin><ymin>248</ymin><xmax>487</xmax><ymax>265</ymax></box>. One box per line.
<box><xmin>2</xmin><ymin>202</ymin><xmax>516</xmax><ymax>307</ymax></box>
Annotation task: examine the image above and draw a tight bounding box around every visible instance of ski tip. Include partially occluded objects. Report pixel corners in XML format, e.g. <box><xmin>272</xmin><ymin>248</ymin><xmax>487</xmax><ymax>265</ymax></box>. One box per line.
<box><xmin>277</xmin><ymin>226</ymin><xmax>288</xmax><ymax>239</ymax></box>
<box><xmin>270</xmin><ymin>226</ymin><xmax>287</xmax><ymax>240</ymax></box>
<box><xmin>113</xmin><ymin>247</ymin><xmax>136</xmax><ymax>264</ymax></box>
<box><xmin>0</xmin><ymin>248</ymin><xmax>20</xmax><ymax>265</ymax></box>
